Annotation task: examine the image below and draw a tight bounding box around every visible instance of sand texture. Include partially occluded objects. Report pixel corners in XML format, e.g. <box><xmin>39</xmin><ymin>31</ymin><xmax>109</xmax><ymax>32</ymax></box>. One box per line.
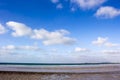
<box><xmin>0</xmin><ymin>64</ymin><xmax>120</xmax><ymax>80</ymax></box>
<box><xmin>0</xmin><ymin>71</ymin><xmax>120</xmax><ymax>80</ymax></box>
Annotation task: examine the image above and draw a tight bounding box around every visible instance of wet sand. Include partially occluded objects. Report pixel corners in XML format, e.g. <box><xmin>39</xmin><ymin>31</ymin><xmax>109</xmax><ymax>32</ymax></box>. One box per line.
<box><xmin>0</xmin><ymin>71</ymin><xmax>120</xmax><ymax>80</ymax></box>
<box><xmin>0</xmin><ymin>64</ymin><xmax>120</xmax><ymax>80</ymax></box>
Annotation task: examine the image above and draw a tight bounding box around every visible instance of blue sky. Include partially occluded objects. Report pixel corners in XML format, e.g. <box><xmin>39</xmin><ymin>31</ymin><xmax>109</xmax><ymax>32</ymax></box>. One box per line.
<box><xmin>0</xmin><ymin>0</ymin><xmax>120</xmax><ymax>63</ymax></box>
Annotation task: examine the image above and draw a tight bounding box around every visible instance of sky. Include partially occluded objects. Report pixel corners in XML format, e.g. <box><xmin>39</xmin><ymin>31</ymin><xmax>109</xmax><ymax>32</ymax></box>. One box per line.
<box><xmin>0</xmin><ymin>0</ymin><xmax>120</xmax><ymax>63</ymax></box>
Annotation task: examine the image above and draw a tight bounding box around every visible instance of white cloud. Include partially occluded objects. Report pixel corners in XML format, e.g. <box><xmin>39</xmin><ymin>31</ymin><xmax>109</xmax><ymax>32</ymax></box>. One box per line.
<box><xmin>95</xmin><ymin>6</ymin><xmax>120</xmax><ymax>18</ymax></box>
<box><xmin>43</xmin><ymin>37</ymin><xmax>75</xmax><ymax>45</ymax></box>
<box><xmin>18</xmin><ymin>45</ymin><xmax>40</xmax><ymax>50</ymax></box>
<box><xmin>71</xmin><ymin>0</ymin><xmax>106</xmax><ymax>9</ymax></box>
<box><xmin>51</xmin><ymin>0</ymin><xmax>59</xmax><ymax>3</ymax></box>
<box><xmin>0</xmin><ymin>24</ymin><xmax>6</xmax><ymax>34</ymax></box>
<box><xmin>51</xmin><ymin>0</ymin><xmax>106</xmax><ymax>10</ymax></box>
<box><xmin>0</xmin><ymin>45</ymin><xmax>40</xmax><ymax>51</ymax></box>
<box><xmin>1</xmin><ymin>45</ymin><xmax>16</xmax><ymax>50</ymax></box>
<box><xmin>6</xmin><ymin>21</ymin><xmax>32</xmax><ymax>37</ymax></box>
<box><xmin>92</xmin><ymin>37</ymin><xmax>120</xmax><ymax>47</ymax></box>
<box><xmin>56</xmin><ymin>3</ymin><xmax>63</xmax><ymax>9</ymax></box>
<box><xmin>104</xmin><ymin>42</ymin><xmax>119</xmax><ymax>47</ymax></box>
<box><xmin>0</xmin><ymin>45</ymin><xmax>16</xmax><ymax>55</ymax></box>
<box><xmin>74</xmin><ymin>47</ymin><xmax>88</xmax><ymax>52</ymax></box>
<box><xmin>92</xmin><ymin>37</ymin><xmax>108</xmax><ymax>46</ymax></box>
<box><xmin>31</xmin><ymin>29</ymin><xmax>76</xmax><ymax>45</ymax></box>
<box><xmin>1</xmin><ymin>45</ymin><xmax>120</xmax><ymax>63</ymax></box>
<box><xmin>102</xmin><ymin>50</ymin><xmax>120</xmax><ymax>54</ymax></box>
<box><xmin>6</xmin><ymin>21</ymin><xmax>76</xmax><ymax>46</ymax></box>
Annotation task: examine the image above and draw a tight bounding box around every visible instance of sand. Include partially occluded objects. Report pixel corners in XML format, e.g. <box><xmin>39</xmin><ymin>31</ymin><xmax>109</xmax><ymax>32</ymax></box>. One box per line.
<box><xmin>0</xmin><ymin>64</ymin><xmax>120</xmax><ymax>80</ymax></box>
<box><xmin>0</xmin><ymin>71</ymin><xmax>120</xmax><ymax>80</ymax></box>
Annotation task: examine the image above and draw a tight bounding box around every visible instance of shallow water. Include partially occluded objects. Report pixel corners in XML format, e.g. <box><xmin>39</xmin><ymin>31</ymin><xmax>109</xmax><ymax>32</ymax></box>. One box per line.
<box><xmin>0</xmin><ymin>64</ymin><xmax>120</xmax><ymax>73</ymax></box>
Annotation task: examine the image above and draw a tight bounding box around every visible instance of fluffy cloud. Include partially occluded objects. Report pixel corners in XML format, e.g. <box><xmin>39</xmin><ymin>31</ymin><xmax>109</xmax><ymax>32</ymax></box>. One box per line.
<box><xmin>71</xmin><ymin>0</ymin><xmax>106</xmax><ymax>9</ymax></box>
<box><xmin>0</xmin><ymin>24</ymin><xmax>6</xmax><ymax>34</ymax></box>
<box><xmin>92</xmin><ymin>37</ymin><xmax>119</xmax><ymax>47</ymax></box>
<box><xmin>51</xmin><ymin>0</ymin><xmax>106</xmax><ymax>11</ymax></box>
<box><xmin>6</xmin><ymin>21</ymin><xmax>76</xmax><ymax>46</ymax></box>
<box><xmin>74</xmin><ymin>47</ymin><xmax>88</xmax><ymax>52</ymax></box>
<box><xmin>6</xmin><ymin>21</ymin><xmax>32</xmax><ymax>37</ymax></box>
<box><xmin>95</xmin><ymin>6</ymin><xmax>120</xmax><ymax>18</ymax></box>
<box><xmin>31</xmin><ymin>29</ymin><xmax>76</xmax><ymax>45</ymax></box>
<box><xmin>92</xmin><ymin>37</ymin><xmax>108</xmax><ymax>46</ymax></box>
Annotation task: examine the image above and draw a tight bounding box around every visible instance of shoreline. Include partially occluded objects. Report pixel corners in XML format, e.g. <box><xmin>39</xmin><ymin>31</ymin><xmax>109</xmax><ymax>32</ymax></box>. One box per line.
<box><xmin>0</xmin><ymin>64</ymin><xmax>120</xmax><ymax>80</ymax></box>
<box><xmin>0</xmin><ymin>64</ymin><xmax>120</xmax><ymax>73</ymax></box>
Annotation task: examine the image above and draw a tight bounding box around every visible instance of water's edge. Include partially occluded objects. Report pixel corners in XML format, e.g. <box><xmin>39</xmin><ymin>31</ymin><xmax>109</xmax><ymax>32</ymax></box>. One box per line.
<box><xmin>0</xmin><ymin>64</ymin><xmax>120</xmax><ymax>73</ymax></box>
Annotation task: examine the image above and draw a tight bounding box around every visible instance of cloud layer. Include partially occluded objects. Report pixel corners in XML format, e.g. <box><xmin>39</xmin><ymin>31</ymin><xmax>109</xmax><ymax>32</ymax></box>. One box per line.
<box><xmin>102</xmin><ymin>49</ymin><xmax>120</xmax><ymax>54</ymax></box>
<box><xmin>6</xmin><ymin>21</ymin><xmax>76</xmax><ymax>46</ymax></box>
<box><xmin>1</xmin><ymin>45</ymin><xmax>40</xmax><ymax>51</ymax></box>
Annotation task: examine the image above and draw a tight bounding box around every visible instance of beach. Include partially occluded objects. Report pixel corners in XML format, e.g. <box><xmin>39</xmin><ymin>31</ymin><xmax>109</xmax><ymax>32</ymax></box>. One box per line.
<box><xmin>0</xmin><ymin>64</ymin><xmax>120</xmax><ymax>80</ymax></box>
